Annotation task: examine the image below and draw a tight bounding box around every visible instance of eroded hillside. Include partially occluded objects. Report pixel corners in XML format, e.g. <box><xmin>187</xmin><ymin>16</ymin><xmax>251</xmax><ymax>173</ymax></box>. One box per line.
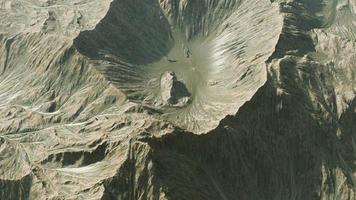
<box><xmin>0</xmin><ymin>0</ymin><xmax>356</xmax><ymax>199</ymax></box>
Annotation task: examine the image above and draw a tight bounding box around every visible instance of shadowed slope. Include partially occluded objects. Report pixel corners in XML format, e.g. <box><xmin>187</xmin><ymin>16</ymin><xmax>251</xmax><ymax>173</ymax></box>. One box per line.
<box><xmin>74</xmin><ymin>0</ymin><xmax>283</xmax><ymax>133</ymax></box>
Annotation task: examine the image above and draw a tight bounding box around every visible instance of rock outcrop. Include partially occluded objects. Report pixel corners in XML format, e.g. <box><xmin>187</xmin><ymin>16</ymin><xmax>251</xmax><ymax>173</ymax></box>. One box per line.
<box><xmin>160</xmin><ymin>71</ymin><xmax>191</xmax><ymax>107</ymax></box>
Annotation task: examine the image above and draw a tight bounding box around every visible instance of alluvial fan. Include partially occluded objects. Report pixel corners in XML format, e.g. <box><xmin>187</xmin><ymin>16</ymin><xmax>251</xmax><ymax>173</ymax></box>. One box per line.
<box><xmin>0</xmin><ymin>0</ymin><xmax>356</xmax><ymax>199</ymax></box>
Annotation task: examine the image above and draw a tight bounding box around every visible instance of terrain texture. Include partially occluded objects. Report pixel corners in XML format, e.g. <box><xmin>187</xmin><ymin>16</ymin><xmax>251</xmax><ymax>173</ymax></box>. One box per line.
<box><xmin>0</xmin><ymin>0</ymin><xmax>356</xmax><ymax>199</ymax></box>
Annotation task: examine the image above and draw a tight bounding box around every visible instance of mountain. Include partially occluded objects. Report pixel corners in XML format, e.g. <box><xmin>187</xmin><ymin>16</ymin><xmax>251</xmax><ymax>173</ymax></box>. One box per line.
<box><xmin>0</xmin><ymin>0</ymin><xmax>356</xmax><ymax>199</ymax></box>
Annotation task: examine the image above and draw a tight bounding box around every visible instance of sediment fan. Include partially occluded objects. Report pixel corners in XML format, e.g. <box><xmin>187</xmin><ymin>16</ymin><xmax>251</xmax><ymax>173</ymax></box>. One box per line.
<box><xmin>74</xmin><ymin>0</ymin><xmax>283</xmax><ymax>133</ymax></box>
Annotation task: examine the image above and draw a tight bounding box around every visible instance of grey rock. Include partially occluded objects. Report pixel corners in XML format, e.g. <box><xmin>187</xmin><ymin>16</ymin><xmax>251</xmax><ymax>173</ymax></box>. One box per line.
<box><xmin>0</xmin><ymin>0</ymin><xmax>356</xmax><ymax>199</ymax></box>
<box><xmin>160</xmin><ymin>71</ymin><xmax>191</xmax><ymax>107</ymax></box>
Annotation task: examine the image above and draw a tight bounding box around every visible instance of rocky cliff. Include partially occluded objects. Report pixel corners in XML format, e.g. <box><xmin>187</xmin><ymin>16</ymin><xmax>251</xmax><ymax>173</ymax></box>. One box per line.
<box><xmin>0</xmin><ymin>0</ymin><xmax>356</xmax><ymax>199</ymax></box>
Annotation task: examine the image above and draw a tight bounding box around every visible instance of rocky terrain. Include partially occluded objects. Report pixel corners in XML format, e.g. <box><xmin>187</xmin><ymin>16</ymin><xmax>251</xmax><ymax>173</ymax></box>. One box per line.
<box><xmin>0</xmin><ymin>0</ymin><xmax>355</xmax><ymax>199</ymax></box>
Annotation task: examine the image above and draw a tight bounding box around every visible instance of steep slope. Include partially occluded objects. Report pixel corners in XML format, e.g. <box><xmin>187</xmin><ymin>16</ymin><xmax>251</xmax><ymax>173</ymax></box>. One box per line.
<box><xmin>0</xmin><ymin>0</ymin><xmax>355</xmax><ymax>200</ymax></box>
<box><xmin>73</xmin><ymin>0</ymin><xmax>283</xmax><ymax>133</ymax></box>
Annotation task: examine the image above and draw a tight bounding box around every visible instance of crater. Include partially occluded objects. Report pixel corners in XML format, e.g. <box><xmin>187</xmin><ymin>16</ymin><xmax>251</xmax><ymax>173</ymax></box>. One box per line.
<box><xmin>74</xmin><ymin>0</ymin><xmax>283</xmax><ymax>133</ymax></box>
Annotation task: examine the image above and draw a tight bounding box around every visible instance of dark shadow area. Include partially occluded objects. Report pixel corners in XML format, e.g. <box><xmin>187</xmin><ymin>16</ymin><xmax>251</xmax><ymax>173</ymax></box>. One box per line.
<box><xmin>337</xmin><ymin>97</ymin><xmax>356</xmax><ymax>186</ymax></box>
<box><xmin>171</xmin><ymin>81</ymin><xmax>191</xmax><ymax>102</ymax></box>
<box><xmin>74</xmin><ymin>0</ymin><xmax>173</xmax><ymax>65</ymax></box>
<box><xmin>146</xmin><ymin>80</ymin><xmax>325</xmax><ymax>199</ymax></box>
<box><xmin>101</xmin><ymin>142</ymin><xmax>164</xmax><ymax>200</ymax></box>
<box><xmin>40</xmin><ymin>141</ymin><xmax>108</xmax><ymax>167</ymax></box>
<box><xmin>142</xmin><ymin>68</ymin><xmax>356</xmax><ymax>199</ymax></box>
<box><xmin>0</xmin><ymin>175</ymin><xmax>32</xmax><ymax>200</ymax></box>
<box><xmin>269</xmin><ymin>0</ymin><xmax>325</xmax><ymax>60</ymax></box>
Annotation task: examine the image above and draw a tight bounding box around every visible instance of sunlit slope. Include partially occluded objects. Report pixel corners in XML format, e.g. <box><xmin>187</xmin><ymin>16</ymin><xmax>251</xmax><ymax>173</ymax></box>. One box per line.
<box><xmin>74</xmin><ymin>0</ymin><xmax>283</xmax><ymax>133</ymax></box>
<box><xmin>0</xmin><ymin>0</ymin><xmax>356</xmax><ymax>200</ymax></box>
